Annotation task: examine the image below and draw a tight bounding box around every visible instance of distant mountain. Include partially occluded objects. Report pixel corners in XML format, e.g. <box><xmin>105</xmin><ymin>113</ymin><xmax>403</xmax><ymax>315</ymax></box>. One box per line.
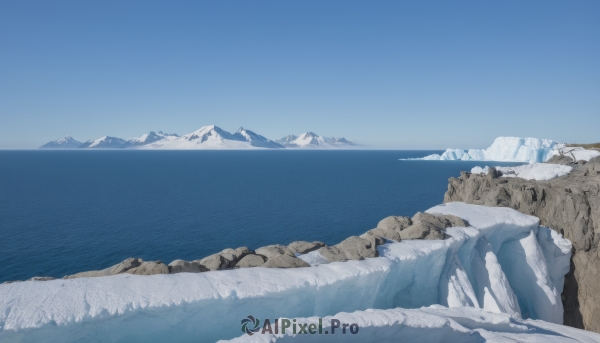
<box><xmin>277</xmin><ymin>132</ymin><xmax>356</xmax><ymax>148</ymax></box>
<box><xmin>39</xmin><ymin>136</ymin><xmax>82</xmax><ymax>149</ymax></box>
<box><xmin>79</xmin><ymin>136</ymin><xmax>131</xmax><ymax>149</ymax></box>
<box><xmin>40</xmin><ymin>127</ymin><xmax>356</xmax><ymax>150</ymax></box>
<box><xmin>129</xmin><ymin>131</ymin><xmax>179</xmax><ymax>146</ymax></box>
<box><xmin>142</xmin><ymin>125</ymin><xmax>285</xmax><ymax>149</ymax></box>
<box><xmin>232</xmin><ymin>127</ymin><xmax>285</xmax><ymax>148</ymax></box>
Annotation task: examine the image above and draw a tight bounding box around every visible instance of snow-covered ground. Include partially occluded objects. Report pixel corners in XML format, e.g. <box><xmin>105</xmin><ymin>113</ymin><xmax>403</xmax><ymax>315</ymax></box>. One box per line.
<box><xmin>221</xmin><ymin>306</ymin><xmax>600</xmax><ymax>343</ymax></box>
<box><xmin>0</xmin><ymin>203</ymin><xmax>581</xmax><ymax>342</ymax></box>
<box><xmin>549</xmin><ymin>147</ymin><xmax>600</xmax><ymax>162</ymax></box>
<box><xmin>413</xmin><ymin>137</ymin><xmax>564</xmax><ymax>163</ymax></box>
<box><xmin>471</xmin><ymin>163</ymin><xmax>573</xmax><ymax>181</ymax></box>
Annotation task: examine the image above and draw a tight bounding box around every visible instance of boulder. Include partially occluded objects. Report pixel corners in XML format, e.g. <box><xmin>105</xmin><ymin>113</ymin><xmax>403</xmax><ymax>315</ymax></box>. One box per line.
<box><xmin>126</xmin><ymin>261</ymin><xmax>169</xmax><ymax>275</ymax></box>
<box><xmin>319</xmin><ymin>236</ymin><xmax>378</xmax><ymax>262</ymax></box>
<box><xmin>255</xmin><ymin>244</ymin><xmax>294</xmax><ymax>258</ymax></box>
<box><xmin>287</xmin><ymin>241</ymin><xmax>326</xmax><ymax>255</ymax></box>
<box><xmin>219</xmin><ymin>247</ymin><xmax>252</xmax><ymax>265</ymax></box>
<box><xmin>168</xmin><ymin>260</ymin><xmax>206</xmax><ymax>273</ymax></box>
<box><xmin>377</xmin><ymin>216</ymin><xmax>412</xmax><ymax>231</ymax></box>
<box><xmin>262</xmin><ymin>254</ymin><xmax>310</xmax><ymax>268</ymax></box>
<box><xmin>197</xmin><ymin>254</ymin><xmax>228</xmax><ymax>271</ymax></box>
<box><xmin>65</xmin><ymin>257</ymin><xmax>143</xmax><ymax>279</ymax></box>
<box><xmin>487</xmin><ymin>167</ymin><xmax>502</xmax><ymax>179</ymax></box>
<box><xmin>196</xmin><ymin>246</ymin><xmax>252</xmax><ymax>271</ymax></box>
<box><xmin>109</xmin><ymin>257</ymin><xmax>143</xmax><ymax>275</ymax></box>
<box><xmin>235</xmin><ymin>254</ymin><xmax>266</xmax><ymax>268</ymax></box>
<box><xmin>547</xmin><ymin>154</ymin><xmax>574</xmax><ymax>165</ymax></box>
<box><xmin>396</xmin><ymin>212</ymin><xmax>468</xmax><ymax>240</ymax></box>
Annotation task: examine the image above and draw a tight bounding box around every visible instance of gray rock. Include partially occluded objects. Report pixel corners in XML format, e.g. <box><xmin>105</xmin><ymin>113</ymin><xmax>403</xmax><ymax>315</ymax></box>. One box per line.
<box><xmin>319</xmin><ymin>236</ymin><xmax>378</xmax><ymax>262</ymax></box>
<box><xmin>547</xmin><ymin>155</ymin><xmax>574</xmax><ymax>165</ymax></box>
<box><xmin>388</xmin><ymin>212</ymin><xmax>467</xmax><ymax>240</ymax></box>
<box><xmin>262</xmin><ymin>254</ymin><xmax>310</xmax><ymax>268</ymax></box>
<box><xmin>65</xmin><ymin>269</ymin><xmax>111</xmax><ymax>279</ymax></box>
<box><xmin>109</xmin><ymin>257</ymin><xmax>143</xmax><ymax>275</ymax></box>
<box><xmin>487</xmin><ymin>167</ymin><xmax>502</xmax><ymax>179</ymax></box>
<box><xmin>197</xmin><ymin>254</ymin><xmax>228</xmax><ymax>271</ymax></box>
<box><xmin>219</xmin><ymin>247</ymin><xmax>252</xmax><ymax>265</ymax></box>
<box><xmin>168</xmin><ymin>260</ymin><xmax>206</xmax><ymax>273</ymax></box>
<box><xmin>255</xmin><ymin>244</ymin><xmax>294</xmax><ymax>259</ymax></box>
<box><xmin>65</xmin><ymin>257</ymin><xmax>143</xmax><ymax>279</ymax></box>
<box><xmin>126</xmin><ymin>261</ymin><xmax>169</xmax><ymax>275</ymax></box>
<box><xmin>377</xmin><ymin>216</ymin><xmax>412</xmax><ymax>231</ymax></box>
<box><xmin>287</xmin><ymin>241</ymin><xmax>326</xmax><ymax>255</ymax></box>
<box><xmin>196</xmin><ymin>246</ymin><xmax>252</xmax><ymax>271</ymax></box>
<box><xmin>235</xmin><ymin>254</ymin><xmax>266</xmax><ymax>268</ymax></box>
<box><xmin>444</xmin><ymin>162</ymin><xmax>600</xmax><ymax>332</ymax></box>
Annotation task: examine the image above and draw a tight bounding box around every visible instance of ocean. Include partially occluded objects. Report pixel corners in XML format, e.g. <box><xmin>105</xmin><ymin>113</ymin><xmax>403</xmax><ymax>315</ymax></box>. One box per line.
<box><xmin>0</xmin><ymin>150</ymin><xmax>523</xmax><ymax>282</ymax></box>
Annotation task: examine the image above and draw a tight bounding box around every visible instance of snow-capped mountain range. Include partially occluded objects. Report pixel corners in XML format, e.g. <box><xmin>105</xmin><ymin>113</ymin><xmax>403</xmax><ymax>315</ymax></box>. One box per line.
<box><xmin>275</xmin><ymin>132</ymin><xmax>357</xmax><ymax>148</ymax></box>
<box><xmin>39</xmin><ymin>126</ymin><xmax>357</xmax><ymax>149</ymax></box>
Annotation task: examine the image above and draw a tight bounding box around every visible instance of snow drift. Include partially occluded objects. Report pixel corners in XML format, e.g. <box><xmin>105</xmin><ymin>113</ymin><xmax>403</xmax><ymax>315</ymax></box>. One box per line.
<box><xmin>414</xmin><ymin>137</ymin><xmax>564</xmax><ymax>163</ymax></box>
<box><xmin>471</xmin><ymin>163</ymin><xmax>573</xmax><ymax>181</ymax></box>
<box><xmin>0</xmin><ymin>203</ymin><xmax>572</xmax><ymax>342</ymax></box>
<box><xmin>221</xmin><ymin>306</ymin><xmax>600</xmax><ymax>343</ymax></box>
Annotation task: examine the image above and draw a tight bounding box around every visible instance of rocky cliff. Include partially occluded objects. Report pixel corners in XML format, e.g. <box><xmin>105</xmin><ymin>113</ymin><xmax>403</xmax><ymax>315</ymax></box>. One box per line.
<box><xmin>444</xmin><ymin>156</ymin><xmax>600</xmax><ymax>332</ymax></box>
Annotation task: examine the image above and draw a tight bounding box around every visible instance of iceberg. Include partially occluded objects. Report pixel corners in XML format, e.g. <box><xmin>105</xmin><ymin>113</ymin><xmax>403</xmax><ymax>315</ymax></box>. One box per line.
<box><xmin>0</xmin><ymin>203</ymin><xmax>575</xmax><ymax>342</ymax></box>
<box><xmin>415</xmin><ymin>137</ymin><xmax>565</xmax><ymax>163</ymax></box>
<box><xmin>471</xmin><ymin>163</ymin><xmax>572</xmax><ymax>181</ymax></box>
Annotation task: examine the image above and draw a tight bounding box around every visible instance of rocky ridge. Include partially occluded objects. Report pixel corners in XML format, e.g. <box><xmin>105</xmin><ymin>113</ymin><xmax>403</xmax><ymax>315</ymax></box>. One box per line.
<box><xmin>444</xmin><ymin>155</ymin><xmax>600</xmax><ymax>333</ymax></box>
<box><xmin>11</xmin><ymin>212</ymin><xmax>468</xmax><ymax>282</ymax></box>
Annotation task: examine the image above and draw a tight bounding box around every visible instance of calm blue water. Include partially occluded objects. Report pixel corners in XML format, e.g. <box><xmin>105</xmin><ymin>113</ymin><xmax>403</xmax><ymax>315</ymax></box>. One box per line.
<box><xmin>0</xmin><ymin>150</ymin><xmax>523</xmax><ymax>282</ymax></box>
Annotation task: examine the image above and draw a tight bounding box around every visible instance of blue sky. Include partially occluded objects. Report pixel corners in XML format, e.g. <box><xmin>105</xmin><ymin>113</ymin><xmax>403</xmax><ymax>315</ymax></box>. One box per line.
<box><xmin>1</xmin><ymin>1</ymin><xmax>598</xmax><ymax>149</ymax></box>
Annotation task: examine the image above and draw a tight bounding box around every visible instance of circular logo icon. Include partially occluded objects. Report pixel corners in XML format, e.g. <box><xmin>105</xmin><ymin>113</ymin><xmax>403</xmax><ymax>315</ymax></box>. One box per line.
<box><xmin>241</xmin><ymin>315</ymin><xmax>261</xmax><ymax>335</ymax></box>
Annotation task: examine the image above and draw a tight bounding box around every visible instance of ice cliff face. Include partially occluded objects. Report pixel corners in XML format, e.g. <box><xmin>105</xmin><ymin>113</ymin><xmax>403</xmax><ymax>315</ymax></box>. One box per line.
<box><xmin>417</xmin><ymin>137</ymin><xmax>565</xmax><ymax>163</ymax></box>
<box><xmin>445</xmin><ymin>156</ymin><xmax>600</xmax><ymax>333</ymax></box>
<box><xmin>0</xmin><ymin>203</ymin><xmax>573</xmax><ymax>342</ymax></box>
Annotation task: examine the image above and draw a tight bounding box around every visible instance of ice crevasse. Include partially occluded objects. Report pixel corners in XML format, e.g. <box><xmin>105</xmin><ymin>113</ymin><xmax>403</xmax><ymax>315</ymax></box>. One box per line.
<box><xmin>0</xmin><ymin>203</ymin><xmax>574</xmax><ymax>342</ymax></box>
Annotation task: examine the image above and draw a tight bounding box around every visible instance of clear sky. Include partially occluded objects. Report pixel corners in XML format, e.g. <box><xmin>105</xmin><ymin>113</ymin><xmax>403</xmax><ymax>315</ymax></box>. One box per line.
<box><xmin>1</xmin><ymin>1</ymin><xmax>598</xmax><ymax>149</ymax></box>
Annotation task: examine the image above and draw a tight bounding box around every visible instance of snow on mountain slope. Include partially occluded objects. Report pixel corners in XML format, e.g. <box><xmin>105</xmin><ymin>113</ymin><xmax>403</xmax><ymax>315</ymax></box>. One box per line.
<box><xmin>39</xmin><ymin>136</ymin><xmax>82</xmax><ymax>149</ymax></box>
<box><xmin>278</xmin><ymin>132</ymin><xmax>356</xmax><ymax>148</ymax></box>
<box><xmin>232</xmin><ymin>127</ymin><xmax>285</xmax><ymax>148</ymax></box>
<box><xmin>0</xmin><ymin>203</ymin><xmax>572</xmax><ymax>342</ymax></box>
<box><xmin>140</xmin><ymin>125</ymin><xmax>282</xmax><ymax>149</ymax></box>
<box><xmin>79</xmin><ymin>136</ymin><xmax>131</xmax><ymax>149</ymax></box>
<box><xmin>222</xmin><ymin>306</ymin><xmax>600</xmax><ymax>343</ymax></box>
<box><xmin>128</xmin><ymin>131</ymin><xmax>178</xmax><ymax>146</ymax></box>
<box><xmin>471</xmin><ymin>164</ymin><xmax>573</xmax><ymax>181</ymax></box>
<box><xmin>414</xmin><ymin>137</ymin><xmax>565</xmax><ymax>163</ymax></box>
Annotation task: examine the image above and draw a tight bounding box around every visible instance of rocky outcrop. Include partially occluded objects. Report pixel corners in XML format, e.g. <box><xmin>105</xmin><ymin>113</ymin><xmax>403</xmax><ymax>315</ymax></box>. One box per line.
<box><xmin>235</xmin><ymin>254</ymin><xmax>266</xmax><ymax>268</ymax></box>
<box><xmin>362</xmin><ymin>212</ymin><xmax>468</xmax><ymax>242</ymax></box>
<box><xmin>287</xmin><ymin>241</ymin><xmax>325</xmax><ymax>254</ymax></box>
<box><xmin>444</xmin><ymin>157</ymin><xmax>600</xmax><ymax>332</ymax></box>
<box><xmin>262</xmin><ymin>255</ymin><xmax>310</xmax><ymax>268</ymax></box>
<box><xmin>66</xmin><ymin>258</ymin><xmax>169</xmax><ymax>279</ymax></box>
<box><xmin>168</xmin><ymin>260</ymin><xmax>205</xmax><ymax>274</ymax></box>
<box><xmin>319</xmin><ymin>236</ymin><xmax>383</xmax><ymax>262</ymax></box>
